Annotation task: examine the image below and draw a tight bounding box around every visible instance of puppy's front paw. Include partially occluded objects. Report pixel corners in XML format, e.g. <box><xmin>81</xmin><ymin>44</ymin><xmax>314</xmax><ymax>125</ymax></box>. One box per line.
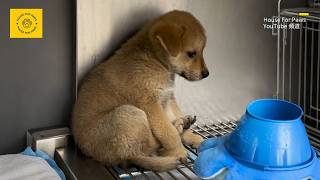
<box><xmin>173</xmin><ymin>115</ymin><xmax>197</xmax><ymax>134</ymax></box>
<box><xmin>181</xmin><ymin>115</ymin><xmax>197</xmax><ymax>130</ymax></box>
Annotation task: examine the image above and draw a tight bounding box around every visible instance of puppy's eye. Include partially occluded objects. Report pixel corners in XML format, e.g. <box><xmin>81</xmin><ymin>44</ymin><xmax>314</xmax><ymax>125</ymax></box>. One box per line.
<box><xmin>187</xmin><ymin>51</ymin><xmax>197</xmax><ymax>58</ymax></box>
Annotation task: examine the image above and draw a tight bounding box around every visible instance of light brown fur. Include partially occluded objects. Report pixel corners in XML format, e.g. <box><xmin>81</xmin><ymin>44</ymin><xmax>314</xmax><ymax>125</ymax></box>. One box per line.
<box><xmin>72</xmin><ymin>10</ymin><xmax>208</xmax><ymax>171</ymax></box>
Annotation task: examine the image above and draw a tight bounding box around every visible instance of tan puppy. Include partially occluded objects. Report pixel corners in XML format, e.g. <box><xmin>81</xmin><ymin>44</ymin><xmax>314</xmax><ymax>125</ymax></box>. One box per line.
<box><xmin>72</xmin><ymin>10</ymin><xmax>209</xmax><ymax>171</ymax></box>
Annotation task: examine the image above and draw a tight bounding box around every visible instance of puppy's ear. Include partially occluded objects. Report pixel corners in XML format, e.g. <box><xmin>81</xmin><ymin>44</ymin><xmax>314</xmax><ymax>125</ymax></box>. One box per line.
<box><xmin>150</xmin><ymin>22</ymin><xmax>185</xmax><ymax>57</ymax></box>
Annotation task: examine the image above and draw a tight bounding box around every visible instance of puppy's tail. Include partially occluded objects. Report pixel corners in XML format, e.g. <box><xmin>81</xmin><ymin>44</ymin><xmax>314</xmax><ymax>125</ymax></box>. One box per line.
<box><xmin>129</xmin><ymin>154</ymin><xmax>178</xmax><ymax>172</ymax></box>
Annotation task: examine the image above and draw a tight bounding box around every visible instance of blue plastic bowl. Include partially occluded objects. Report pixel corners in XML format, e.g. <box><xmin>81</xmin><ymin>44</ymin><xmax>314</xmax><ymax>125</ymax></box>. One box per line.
<box><xmin>194</xmin><ymin>99</ymin><xmax>320</xmax><ymax>180</ymax></box>
<box><xmin>225</xmin><ymin>99</ymin><xmax>310</xmax><ymax>169</ymax></box>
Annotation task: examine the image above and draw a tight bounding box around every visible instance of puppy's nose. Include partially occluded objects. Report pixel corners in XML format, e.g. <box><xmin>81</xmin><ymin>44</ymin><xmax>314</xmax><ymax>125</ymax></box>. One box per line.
<box><xmin>201</xmin><ymin>70</ymin><xmax>209</xmax><ymax>78</ymax></box>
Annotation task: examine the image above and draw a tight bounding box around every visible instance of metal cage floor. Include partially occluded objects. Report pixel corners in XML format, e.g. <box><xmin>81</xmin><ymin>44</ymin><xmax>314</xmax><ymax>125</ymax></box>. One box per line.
<box><xmin>52</xmin><ymin>119</ymin><xmax>320</xmax><ymax>180</ymax></box>
<box><xmin>105</xmin><ymin>121</ymin><xmax>237</xmax><ymax>180</ymax></box>
<box><xmin>102</xmin><ymin>120</ymin><xmax>320</xmax><ymax>180</ymax></box>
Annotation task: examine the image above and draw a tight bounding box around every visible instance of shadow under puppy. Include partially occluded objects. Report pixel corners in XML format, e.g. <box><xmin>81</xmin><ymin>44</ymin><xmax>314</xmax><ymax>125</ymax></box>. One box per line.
<box><xmin>72</xmin><ymin>10</ymin><xmax>209</xmax><ymax>171</ymax></box>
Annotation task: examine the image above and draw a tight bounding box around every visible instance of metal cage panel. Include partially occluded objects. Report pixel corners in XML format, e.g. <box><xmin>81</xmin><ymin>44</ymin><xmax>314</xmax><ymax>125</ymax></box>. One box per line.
<box><xmin>279</xmin><ymin>8</ymin><xmax>320</xmax><ymax>151</ymax></box>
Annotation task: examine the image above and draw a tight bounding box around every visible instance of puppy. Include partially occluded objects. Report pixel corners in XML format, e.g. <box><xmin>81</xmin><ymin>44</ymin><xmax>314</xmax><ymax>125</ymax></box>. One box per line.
<box><xmin>72</xmin><ymin>10</ymin><xmax>209</xmax><ymax>171</ymax></box>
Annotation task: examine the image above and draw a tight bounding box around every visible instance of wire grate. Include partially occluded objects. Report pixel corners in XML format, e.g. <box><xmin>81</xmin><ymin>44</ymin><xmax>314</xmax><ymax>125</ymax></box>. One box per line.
<box><xmin>105</xmin><ymin>121</ymin><xmax>237</xmax><ymax>180</ymax></box>
<box><xmin>104</xmin><ymin>119</ymin><xmax>319</xmax><ymax>179</ymax></box>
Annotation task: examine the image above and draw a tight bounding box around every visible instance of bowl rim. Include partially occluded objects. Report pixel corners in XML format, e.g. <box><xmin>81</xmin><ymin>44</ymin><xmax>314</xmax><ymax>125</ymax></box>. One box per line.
<box><xmin>246</xmin><ymin>98</ymin><xmax>303</xmax><ymax>122</ymax></box>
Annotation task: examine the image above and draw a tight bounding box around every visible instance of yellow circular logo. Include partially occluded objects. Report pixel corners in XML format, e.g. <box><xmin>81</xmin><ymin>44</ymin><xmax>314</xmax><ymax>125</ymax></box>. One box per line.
<box><xmin>16</xmin><ymin>13</ymin><xmax>38</xmax><ymax>34</ymax></box>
